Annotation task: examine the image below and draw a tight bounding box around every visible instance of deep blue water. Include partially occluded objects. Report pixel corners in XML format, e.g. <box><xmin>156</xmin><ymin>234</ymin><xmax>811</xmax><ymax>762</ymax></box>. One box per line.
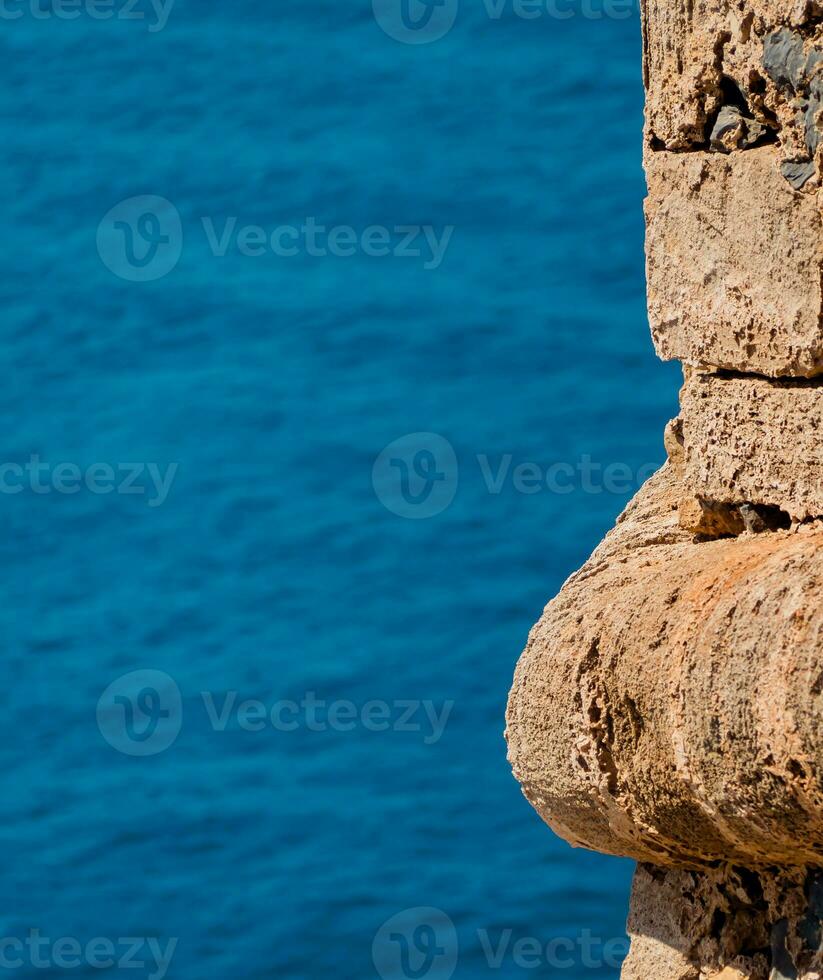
<box><xmin>0</xmin><ymin>2</ymin><xmax>680</xmax><ymax>977</ymax></box>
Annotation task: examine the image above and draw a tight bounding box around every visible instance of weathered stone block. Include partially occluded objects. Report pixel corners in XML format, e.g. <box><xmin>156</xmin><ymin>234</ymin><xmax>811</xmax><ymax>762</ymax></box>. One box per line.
<box><xmin>509</xmin><ymin>8</ymin><xmax>823</xmax><ymax>979</ymax></box>
<box><xmin>642</xmin><ymin>0</ymin><xmax>821</xmax><ymax>165</ymax></box>
<box><xmin>506</xmin><ymin>466</ymin><xmax>823</xmax><ymax>869</ymax></box>
<box><xmin>679</xmin><ymin>369</ymin><xmax>823</xmax><ymax>520</ymax></box>
<box><xmin>624</xmin><ymin>865</ymin><xmax>823</xmax><ymax>980</ymax></box>
<box><xmin>645</xmin><ymin>148</ymin><xmax>823</xmax><ymax>378</ymax></box>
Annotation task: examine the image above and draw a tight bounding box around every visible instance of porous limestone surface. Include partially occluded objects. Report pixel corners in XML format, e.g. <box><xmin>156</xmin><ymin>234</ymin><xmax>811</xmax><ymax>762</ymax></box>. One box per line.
<box><xmin>508</xmin><ymin>6</ymin><xmax>823</xmax><ymax>979</ymax></box>
<box><xmin>623</xmin><ymin>864</ymin><xmax>823</xmax><ymax>980</ymax></box>
<box><xmin>642</xmin><ymin>0</ymin><xmax>823</xmax><ymax>175</ymax></box>
<box><xmin>678</xmin><ymin>369</ymin><xmax>823</xmax><ymax>520</ymax></box>
<box><xmin>645</xmin><ymin>147</ymin><xmax>823</xmax><ymax>377</ymax></box>
<box><xmin>505</xmin><ymin>465</ymin><xmax>823</xmax><ymax>869</ymax></box>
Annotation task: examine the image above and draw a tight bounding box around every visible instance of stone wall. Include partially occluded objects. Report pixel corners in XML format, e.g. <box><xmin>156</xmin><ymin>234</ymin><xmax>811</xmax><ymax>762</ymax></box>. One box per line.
<box><xmin>506</xmin><ymin>3</ymin><xmax>823</xmax><ymax>977</ymax></box>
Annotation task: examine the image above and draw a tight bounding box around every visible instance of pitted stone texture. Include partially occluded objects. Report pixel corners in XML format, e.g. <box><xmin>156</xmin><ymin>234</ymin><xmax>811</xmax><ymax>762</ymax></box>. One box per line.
<box><xmin>641</xmin><ymin>0</ymin><xmax>779</xmax><ymax>150</ymax></box>
<box><xmin>623</xmin><ymin>865</ymin><xmax>823</xmax><ymax>979</ymax></box>
<box><xmin>506</xmin><ymin>466</ymin><xmax>823</xmax><ymax>868</ymax></box>
<box><xmin>680</xmin><ymin>370</ymin><xmax>823</xmax><ymax>521</ymax></box>
<box><xmin>622</xmin><ymin>865</ymin><xmax>700</xmax><ymax>979</ymax></box>
<box><xmin>641</xmin><ymin>0</ymin><xmax>822</xmax><ymax>174</ymax></box>
<box><xmin>645</xmin><ymin>148</ymin><xmax>823</xmax><ymax>378</ymax></box>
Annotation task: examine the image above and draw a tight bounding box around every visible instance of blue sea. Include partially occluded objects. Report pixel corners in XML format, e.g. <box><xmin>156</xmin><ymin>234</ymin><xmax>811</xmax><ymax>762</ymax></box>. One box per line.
<box><xmin>0</xmin><ymin>1</ymin><xmax>681</xmax><ymax>977</ymax></box>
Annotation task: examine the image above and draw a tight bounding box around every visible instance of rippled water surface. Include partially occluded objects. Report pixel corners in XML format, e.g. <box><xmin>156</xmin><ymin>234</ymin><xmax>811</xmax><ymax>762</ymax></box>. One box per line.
<box><xmin>0</xmin><ymin>2</ymin><xmax>680</xmax><ymax>977</ymax></box>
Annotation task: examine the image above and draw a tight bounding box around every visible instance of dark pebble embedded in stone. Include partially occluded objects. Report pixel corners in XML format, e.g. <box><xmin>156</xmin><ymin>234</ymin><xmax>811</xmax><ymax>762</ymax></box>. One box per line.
<box><xmin>770</xmin><ymin>919</ymin><xmax>799</xmax><ymax>980</ymax></box>
<box><xmin>797</xmin><ymin>910</ymin><xmax>821</xmax><ymax>952</ymax></box>
<box><xmin>741</xmin><ymin>117</ymin><xmax>768</xmax><ymax>149</ymax></box>
<box><xmin>781</xmin><ymin>160</ymin><xmax>816</xmax><ymax>189</ymax></box>
<box><xmin>710</xmin><ymin>106</ymin><xmax>745</xmax><ymax>152</ymax></box>
<box><xmin>808</xmin><ymin>869</ymin><xmax>823</xmax><ymax>919</ymax></box>
<box><xmin>709</xmin><ymin>106</ymin><xmax>769</xmax><ymax>153</ymax></box>
<box><xmin>770</xmin><ymin>966</ymin><xmax>799</xmax><ymax>980</ymax></box>
<box><xmin>797</xmin><ymin>902</ymin><xmax>823</xmax><ymax>952</ymax></box>
<box><xmin>764</xmin><ymin>28</ymin><xmax>807</xmax><ymax>91</ymax></box>
<box><xmin>797</xmin><ymin>872</ymin><xmax>823</xmax><ymax>970</ymax></box>
<box><xmin>805</xmin><ymin>100</ymin><xmax>821</xmax><ymax>156</ymax></box>
<box><xmin>806</xmin><ymin>69</ymin><xmax>823</xmax><ymax>156</ymax></box>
